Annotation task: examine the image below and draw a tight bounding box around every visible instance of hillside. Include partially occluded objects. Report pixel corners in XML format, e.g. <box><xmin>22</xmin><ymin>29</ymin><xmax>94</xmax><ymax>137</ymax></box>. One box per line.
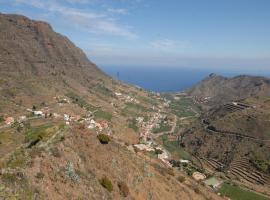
<box><xmin>0</xmin><ymin>13</ymin><xmax>225</xmax><ymax>200</ymax></box>
<box><xmin>181</xmin><ymin>96</ymin><xmax>270</xmax><ymax>196</ymax></box>
<box><xmin>187</xmin><ymin>73</ymin><xmax>270</xmax><ymax>107</ymax></box>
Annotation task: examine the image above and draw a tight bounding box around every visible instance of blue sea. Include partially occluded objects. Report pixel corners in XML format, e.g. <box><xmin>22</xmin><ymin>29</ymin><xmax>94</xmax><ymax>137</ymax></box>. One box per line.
<box><xmin>99</xmin><ymin>66</ymin><xmax>270</xmax><ymax>92</ymax></box>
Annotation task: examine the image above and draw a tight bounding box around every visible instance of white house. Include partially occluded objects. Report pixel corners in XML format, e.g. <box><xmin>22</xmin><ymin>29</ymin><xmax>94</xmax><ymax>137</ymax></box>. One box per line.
<box><xmin>34</xmin><ymin>111</ymin><xmax>44</xmax><ymax>117</ymax></box>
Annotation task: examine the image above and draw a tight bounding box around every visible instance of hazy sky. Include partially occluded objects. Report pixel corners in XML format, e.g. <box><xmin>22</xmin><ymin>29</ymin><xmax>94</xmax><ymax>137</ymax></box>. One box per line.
<box><xmin>1</xmin><ymin>0</ymin><xmax>270</xmax><ymax>72</ymax></box>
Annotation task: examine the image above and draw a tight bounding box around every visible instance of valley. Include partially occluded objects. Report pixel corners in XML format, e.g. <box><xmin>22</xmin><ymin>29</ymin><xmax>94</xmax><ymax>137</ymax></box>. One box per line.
<box><xmin>0</xmin><ymin>13</ymin><xmax>269</xmax><ymax>200</ymax></box>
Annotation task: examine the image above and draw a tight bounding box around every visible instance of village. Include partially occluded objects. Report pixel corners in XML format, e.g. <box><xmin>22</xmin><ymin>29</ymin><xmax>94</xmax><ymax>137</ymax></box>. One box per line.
<box><xmin>0</xmin><ymin>91</ymin><xmax>251</xmax><ymax>198</ymax></box>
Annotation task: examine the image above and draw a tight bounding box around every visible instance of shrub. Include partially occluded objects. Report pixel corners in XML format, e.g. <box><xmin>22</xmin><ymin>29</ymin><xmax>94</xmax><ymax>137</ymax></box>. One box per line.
<box><xmin>99</xmin><ymin>176</ymin><xmax>113</xmax><ymax>192</ymax></box>
<box><xmin>0</xmin><ymin>115</ymin><xmax>4</xmax><ymax>123</ymax></box>
<box><xmin>65</xmin><ymin>162</ymin><xmax>80</xmax><ymax>182</ymax></box>
<box><xmin>51</xmin><ymin>147</ymin><xmax>61</xmax><ymax>158</ymax></box>
<box><xmin>35</xmin><ymin>172</ymin><xmax>45</xmax><ymax>179</ymax></box>
<box><xmin>118</xmin><ymin>181</ymin><xmax>129</xmax><ymax>197</ymax></box>
<box><xmin>167</xmin><ymin>168</ymin><xmax>175</xmax><ymax>176</ymax></box>
<box><xmin>194</xmin><ymin>187</ymin><xmax>200</xmax><ymax>194</ymax></box>
<box><xmin>2</xmin><ymin>173</ymin><xmax>17</xmax><ymax>184</ymax></box>
<box><xmin>177</xmin><ymin>176</ymin><xmax>186</xmax><ymax>183</ymax></box>
<box><xmin>97</xmin><ymin>134</ymin><xmax>110</xmax><ymax>144</ymax></box>
<box><xmin>155</xmin><ymin>149</ymin><xmax>163</xmax><ymax>155</ymax></box>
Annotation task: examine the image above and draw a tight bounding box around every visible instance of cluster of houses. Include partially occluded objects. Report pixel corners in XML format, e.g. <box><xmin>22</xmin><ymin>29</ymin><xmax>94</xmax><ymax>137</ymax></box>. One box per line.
<box><xmin>131</xmin><ymin>112</ymin><xmax>174</xmax><ymax>167</ymax></box>
<box><xmin>193</xmin><ymin>95</ymin><xmax>211</xmax><ymax>104</ymax></box>
<box><xmin>86</xmin><ymin>119</ymin><xmax>111</xmax><ymax>134</ymax></box>
<box><xmin>133</xmin><ymin>141</ymin><xmax>172</xmax><ymax>167</ymax></box>
<box><xmin>115</xmin><ymin>92</ymin><xmax>140</xmax><ymax>104</ymax></box>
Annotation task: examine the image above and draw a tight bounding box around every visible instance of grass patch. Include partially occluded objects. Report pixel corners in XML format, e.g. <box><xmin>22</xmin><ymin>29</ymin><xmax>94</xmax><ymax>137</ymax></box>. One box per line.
<box><xmin>7</xmin><ymin>149</ymin><xmax>29</xmax><ymax>168</ymax></box>
<box><xmin>1</xmin><ymin>88</ymin><xmax>17</xmax><ymax>98</ymax></box>
<box><xmin>0</xmin><ymin>115</ymin><xmax>4</xmax><ymax>123</ymax></box>
<box><xmin>94</xmin><ymin>110</ymin><xmax>112</xmax><ymax>121</ymax></box>
<box><xmin>169</xmin><ymin>98</ymin><xmax>200</xmax><ymax>118</ymax></box>
<box><xmin>94</xmin><ymin>84</ymin><xmax>113</xmax><ymax>97</ymax></box>
<box><xmin>219</xmin><ymin>183</ymin><xmax>269</xmax><ymax>200</ymax></box>
<box><xmin>161</xmin><ymin>135</ymin><xmax>191</xmax><ymax>160</ymax></box>
<box><xmin>99</xmin><ymin>176</ymin><xmax>113</xmax><ymax>192</ymax></box>
<box><xmin>121</xmin><ymin>103</ymin><xmax>153</xmax><ymax>117</ymax></box>
<box><xmin>139</xmin><ymin>96</ymin><xmax>158</xmax><ymax>106</ymax></box>
<box><xmin>66</xmin><ymin>92</ymin><xmax>97</xmax><ymax>111</ymax></box>
<box><xmin>24</xmin><ymin>124</ymin><xmax>53</xmax><ymax>143</ymax></box>
<box><xmin>128</xmin><ymin>118</ymin><xmax>138</xmax><ymax>132</ymax></box>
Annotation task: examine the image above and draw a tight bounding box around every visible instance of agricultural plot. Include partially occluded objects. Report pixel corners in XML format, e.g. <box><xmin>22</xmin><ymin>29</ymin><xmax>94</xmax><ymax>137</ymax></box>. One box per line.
<box><xmin>219</xmin><ymin>183</ymin><xmax>269</xmax><ymax>200</ymax></box>
<box><xmin>169</xmin><ymin>98</ymin><xmax>200</xmax><ymax>118</ymax></box>
<box><xmin>161</xmin><ymin>135</ymin><xmax>191</xmax><ymax>160</ymax></box>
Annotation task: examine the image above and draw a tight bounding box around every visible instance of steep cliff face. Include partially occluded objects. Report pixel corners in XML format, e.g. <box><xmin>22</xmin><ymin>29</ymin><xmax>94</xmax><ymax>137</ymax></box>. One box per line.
<box><xmin>187</xmin><ymin>73</ymin><xmax>270</xmax><ymax>105</ymax></box>
<box><xmin>0</xmin><ymin>14</ymin><xmax>107</xmax><ymax>96</ymax></box>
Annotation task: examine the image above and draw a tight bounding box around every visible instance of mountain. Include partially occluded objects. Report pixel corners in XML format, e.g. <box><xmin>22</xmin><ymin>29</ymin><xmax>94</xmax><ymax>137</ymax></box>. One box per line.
<box><xmin>0</xmin><ymin>13</ymin><xmax>224</xmax><ymax>200</ymax></box>
<box><xmin>187</xmin><ymin>73</ymin><xmax>270</xmax><ymax>106</ymax></box>
<box><xmin>182</xmin><ymin>80</ymin><xmax>270</xmax><ymax>195</ymax></box>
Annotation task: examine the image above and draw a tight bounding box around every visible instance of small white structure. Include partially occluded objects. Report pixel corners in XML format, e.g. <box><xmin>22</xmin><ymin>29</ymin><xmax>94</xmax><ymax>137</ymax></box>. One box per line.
<box><xmin>115</xmin><ymin>92</ymin><xmax>122</xmax><ymax>96</ymax></box>
<box><xmin>64</xmin><ymin>114</ymin><xmax>70</xmax><ymax>121</ymax></box>
<box><xmin>180</xmin><ymin>159</ymin><xmax>190</xmax><ymax>164</ymax></box>
<box><xmin>136</xmin><ymin>117</ymin><xmax>144</xmax><ymax>124</ymax></box>
<box><xmin>232</xmin><ymin>102</ymin><xmax>238</xmax><ymax>106</ymax></box>
<box><xmin>34</xmin><ymin>111</ymin><xmax>44</xmax><ymax>117</ymax></box>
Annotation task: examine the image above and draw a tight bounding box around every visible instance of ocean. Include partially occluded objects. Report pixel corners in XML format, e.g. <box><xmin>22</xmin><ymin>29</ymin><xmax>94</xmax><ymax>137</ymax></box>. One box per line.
<box><xmin>99</xmin><ymin>66</ymin><xmax>270</xmax><ymax>92</ymax></box>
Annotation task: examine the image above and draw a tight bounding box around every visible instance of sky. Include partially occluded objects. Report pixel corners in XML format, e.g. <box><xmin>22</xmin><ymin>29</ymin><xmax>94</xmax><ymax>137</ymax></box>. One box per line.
<box><xmin>0</xmin><ymin>0</ymin><xmax>270</xmax><ymax>73</ymax></box>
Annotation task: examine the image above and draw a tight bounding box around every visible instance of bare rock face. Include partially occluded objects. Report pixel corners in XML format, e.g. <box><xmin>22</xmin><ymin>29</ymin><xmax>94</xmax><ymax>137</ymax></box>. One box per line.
<box><xmin>0</xmin><ymin>13</ymin><xmax>107</xmax><ymax>95</ymax></box>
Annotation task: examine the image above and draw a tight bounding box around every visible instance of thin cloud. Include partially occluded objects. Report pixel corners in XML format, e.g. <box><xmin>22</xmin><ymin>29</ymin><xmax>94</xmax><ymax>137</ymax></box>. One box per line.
<box><xmin>151</xmin><ymin>39</ymin><xmax>190</xmax><ymax>51</ymax></box>
<box><xmin>107</xmin><ymin>8</ymin><xmax>128</xmax><ymax>15</ymax></box>
<box><xmin>12</xmin><ymin>0</ymin><xmax>137</xmax><ymax>39</ymax></box>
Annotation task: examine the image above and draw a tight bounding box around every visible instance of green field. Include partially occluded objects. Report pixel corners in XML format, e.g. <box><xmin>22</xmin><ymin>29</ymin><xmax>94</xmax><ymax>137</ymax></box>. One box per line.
<box><xmin>94</xmin><ymin>110</ymin><xmax>112</xmax><ymax>121</ymax></box>
<box><xmin>219</xmin><ymin>183</ymin><xmax>270</xmax><ymax>200</ymax></box>
<box><xmin>161</xmin><ymin>135</ymin><xmax>191</xmax><ymax>160</ymax></box>
<box><xmin>169</xmin><ymin>98</ymin><xmax>200</xmax><ymax>118</ymax></box>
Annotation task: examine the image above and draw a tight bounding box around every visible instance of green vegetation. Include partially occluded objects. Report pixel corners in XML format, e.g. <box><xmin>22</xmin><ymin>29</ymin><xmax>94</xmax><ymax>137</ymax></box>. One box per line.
<box><xmin>24</xmin><ymin>124</ymin><xmax>53</xmax><ymax>143</ymax></box>
<box><xmin>250</xmin><ymin>153</ymin><xmax>270</xmax><ymax>173</ymax></box>
<box><xmin>0</xmin><ymin>115</ymin><xmax>4</xmax><ymax>123</ymax></box>
<box><xmin>169</xmin><ymin>97</ymin><xmax>200</xmax><ymax>118</ymax></box>
<box><xmin>128</xmin><ymin>118</ymin><xmax>138</xmax><ymax>132</ymax></box>
<box><xmin>65</xmin><ymin>162</ymin><xmax>80</xmax><ymax>182</ymax></box>
<box><xmin>7</xmin><ymin>149</ymin><xmax>29</xmax><ymax>168</ymax></box>
<box><xmin>66</xmin><ymin>92</ymin><xmax>97</xmax><ymax>111</ymax></box>
<box><xmin>2</xmin><ymin>173</ymin><xmax>18</xmax><ymax>184</ymax></box>
<box><xmin>219</xmin><ymin>183</ymin><xmax>269</xmax><ymax>200</ymax></box>
<box><xmin>121</xmin><ymin>102</ymin><xmax>153</xmax><ymax>117</ymax></box>
<box><xmin>161</xmin><ymin>135</ymin><xmax>191</xmax><ymax>160</ymax></box>
<box><xmin>177</xmin><ymin>176</ymin><xmax>186</xmax><ymax>183</ymax></box>
<box><xmin>99</xmin><ymin>176</ymin><xmax>113</xmax><ymax>192</ymax></box>
<box><xmin>1</xmin><ymin>88</ymin><xmax>17</xmax><ymax>98</ymax></box>
<box><xmin>94</xmin><ymin>110</ymin><xmax>112</xmax><ymax>121</ymax></box>
<box><xmin>94</xmin><ymin>84</ymin><xmax>113</xmax><ymax>97</ymax></box>
<box><xmin>155</xmin><ymin>149</ymin><xmax>163</xmax><ymax>155</ymax></box>
<box><xmin>97</xmin><ymin>134</ymin><xmax>110</xmax><ymax>144</ymax></box>
<box><xmin>152</xmin><ymin>121</ymin><xmax>171</xmax><ymax>134</ymax></box>
<box><xmin>139</xmin><ymin>96</ymin><xmax>158</xmax><ymax>106</ymax></box>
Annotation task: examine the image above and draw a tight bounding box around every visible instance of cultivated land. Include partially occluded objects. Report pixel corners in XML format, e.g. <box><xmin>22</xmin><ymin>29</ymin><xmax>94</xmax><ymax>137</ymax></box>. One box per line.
<box><xmin>0</xmin><ymin>13</ymin><xmax>269</xmax><ymax>200</ymax></box>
